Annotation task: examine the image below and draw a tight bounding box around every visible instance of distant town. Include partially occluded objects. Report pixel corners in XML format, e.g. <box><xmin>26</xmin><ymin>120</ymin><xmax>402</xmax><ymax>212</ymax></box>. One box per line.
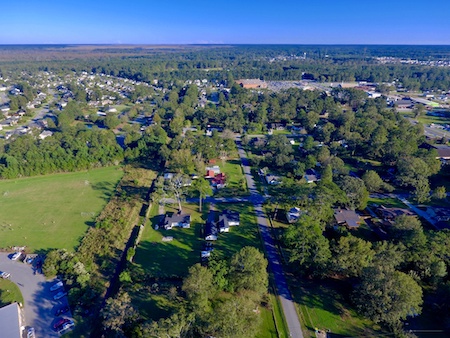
<box><xmin>0</xmin><ymin>44</ymin><xmax>449</xmax><ymax>338</ymax></box>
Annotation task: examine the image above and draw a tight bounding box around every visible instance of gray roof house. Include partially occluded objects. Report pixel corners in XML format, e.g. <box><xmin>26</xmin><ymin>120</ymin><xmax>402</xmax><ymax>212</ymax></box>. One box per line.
<box><xmin>218</xmin><ymin>209</ymin><xmax>240</xmax><ymax>233</ymax></box>
<box><xmin>163</xmin><ymin>212</ymin><xmax>191</xmax><ymax>230</ymax></box>
<box><xmin>333</xmin><ymin>209</ymin><xmax>361</xmax><ymax>229</ymax></box>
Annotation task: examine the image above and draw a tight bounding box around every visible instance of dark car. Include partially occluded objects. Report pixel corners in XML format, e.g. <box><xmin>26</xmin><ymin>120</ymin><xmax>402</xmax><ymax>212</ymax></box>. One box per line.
<box><xmin>55</xmin><ymin>305</ymin><xmax>70</xmax><ymax>316</ymax></box>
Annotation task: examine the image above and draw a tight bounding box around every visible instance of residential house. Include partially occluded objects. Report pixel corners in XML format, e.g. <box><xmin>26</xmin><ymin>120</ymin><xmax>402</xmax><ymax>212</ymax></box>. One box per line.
<box><xmin>395</xmin><ymin>99</ymin><xmax>413</xmax><ymax>109</ymax></box>
<box><xmin>265</xmin><ymin>174</ymin><xmax>281</xmax><ymax>185</ymax></box>
<box><xmin>431</xmin><ymin>144</ymin><xmax>450</xmax><ymax>163</ymax></box>
<box><xmin>333</xmin><ymin>209</ymin><xmax>362</xmax><ymax>229</ymax></box>
<box><xmin>212</xmin><ymin>173</ymin><xmax>227</xmax><ymax>189</ymax></box>
<box><xmin>39</xmin><ymin>130</ymin><xmax>53</xmax><ymax>140</ymax></box>
<box><xmin>286</xmin><ymin>207</ymin><xmax>302</xmax><ymax>223</ymax></box>
<box><xmin>205</xmin><ymin>166</ymin><xmax>221</xmax><ymax>178</ymax></box>
<box><xmin>205</xmin><ymin>211</ymin><xmax>218</xmax><ymax>240</ymax></box>
<box><xmin>218</xmin><ymin>209</ymin><xmax>240</xmax><ymax>233</ymax></box>
<box><xmin>304</xmin><ymin>169</ymin><xmax>320</xmax><ymax>183</ymax></box>
<box><xmin>162</xmin><ymin>212</ymin><xmax>191</xmax><ymax>230</ymax></box>
<box><xmin>376</xmin><ymin>205</ymin><xmax>415</xmax><ymax>223</ymax></box>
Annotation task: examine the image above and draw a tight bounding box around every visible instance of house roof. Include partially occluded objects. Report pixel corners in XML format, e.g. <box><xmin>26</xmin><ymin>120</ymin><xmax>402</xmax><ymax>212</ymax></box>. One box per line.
<box><xmin>164</xmin><ymin>213</ymin><xmax>190</xmax><ymax>225</ymax></box>
<box><xmin>333</xmin><ymin>209</ymin><xmax>361</xmax><ymax>228</ymax></box>
<box><xmin>219</xmin><ymin>209</ymin><xmax>240</xmax><ymax>228</ymax></box>
<box><xmin>378</xmin><ymin>206</ymin><xmax>415</xmax><ymax>219</ymax></box>
<box><xmin>432</xmin><ymin>145</ymin><xmax>450</xmax><ymax>159</ymax></box>
<box><xmin>0</xmin><ymin>303</ymin><xmax>22</xmax><ymax>338</ymax></box>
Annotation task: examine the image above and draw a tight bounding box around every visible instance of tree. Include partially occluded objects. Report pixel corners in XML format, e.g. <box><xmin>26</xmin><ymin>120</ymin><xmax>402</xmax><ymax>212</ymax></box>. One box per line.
<box><xmin>390</xmin><ymin>215</ymin><xmax>426</xmax><ymax>248</ymax></box>
<box><xmin>413</xmin><ymin>104</ymin><xmax>426</xmax><ymax>118</ymax></box>
<box><xmin>432</xmin><ymin>186</ymin><xmax>447</xmax><ymax>200</ymax></box>
<box><xmin>337</xmin><ymin>176</ymin><xmax>369</xmax><ymax>210</ymax></box>
<box><xmin>229</xmin><ymin>247</ymin><xmax>268</xmax><ymax>297</ymax></box>
<box><xmin>205</xmin><ymin>294</ymin><xmax>261</xmax><ymax>338</ymax></box>
<box><xmin>362</xmin><ymin>170</ymin><xmax>383</xmax><ymax>192</ymax></box>
<box><xmin>182</xmin><ymin>263</ymin><xmax>214</xmax><ymax>314</ymax></box>
<box><xmin>353</xmin><ymin>265</ymin><xmax>423</xmax><ymax>326</ymax></box>
<box><xmin>192</xmin><ymin>177</ymin><xmax>212</xmax><ymax>212</ymax></box>
<box><xmin>101</xmin><ymin>291</ymin><xmax>138</xmax><ymax>336</ymax></box>
<box><xmin>331</xmin><ymin>235</ymin><xmax>374</xmax><ymax>278</ymax></box>
<box><xmin>164</xmin><ymin>173</ymin><xmax>190</xmax><ymax>211</ymax></box>
<box><xmin>284</xmin><ymin>215</ymin><xmax>331</xmax><ymax>274</ymax></box>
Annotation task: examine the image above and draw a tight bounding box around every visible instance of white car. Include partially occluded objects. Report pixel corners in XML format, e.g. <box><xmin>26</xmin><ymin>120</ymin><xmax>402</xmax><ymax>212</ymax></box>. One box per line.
<box><xmin>50</xmin><ymin>281</ymin><xmax>63</xmax><ymax>291</ymax></box>
<box><xmin>0</xmin><ymin>271</ymin><xmax>10</xmax><ymax>279</ymax></box>
<box><xmin>11</xmin><ymin>252</ymin><xmax>22</xmax><ymax>260</ymax></box>
<box><xmin>27</xmin><ymin>327</ymin><xmax>35</xmax><ymax>338</ymax></box>
<box><xmin>53</xmin><ymin>291</ymin><xmax>67</xmax><ymax>300</ymax></box>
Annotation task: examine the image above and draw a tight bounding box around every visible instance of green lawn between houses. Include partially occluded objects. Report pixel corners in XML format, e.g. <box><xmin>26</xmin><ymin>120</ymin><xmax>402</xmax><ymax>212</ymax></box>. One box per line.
<box><xmin>133</xmin><ymin>201</ymin><xmax>285</xmax><ymax>338</ymax></box>
<box><xmin>0</xmin><ymin>166</ymin><xmax>123</xmax><ymax>252</ymax></box>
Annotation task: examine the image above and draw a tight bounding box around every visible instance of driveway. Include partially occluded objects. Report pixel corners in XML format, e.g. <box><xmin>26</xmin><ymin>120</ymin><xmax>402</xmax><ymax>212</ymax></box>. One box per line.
<box><xmin>235</xmin><ymin>136</ymin><xmax>304</xmax><ymax>338</ymax></box>
<box><xmin>0</xmin><ymin>253</ymin><xmax>72</xmax><ymax>337</ymax></box>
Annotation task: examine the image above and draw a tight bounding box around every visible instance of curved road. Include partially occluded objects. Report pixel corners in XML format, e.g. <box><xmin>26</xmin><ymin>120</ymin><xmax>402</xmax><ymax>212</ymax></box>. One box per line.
<box><xmin>235</xmin><ymin>136</ymin><xmax>304</xmax><ymax>338</ymax></box>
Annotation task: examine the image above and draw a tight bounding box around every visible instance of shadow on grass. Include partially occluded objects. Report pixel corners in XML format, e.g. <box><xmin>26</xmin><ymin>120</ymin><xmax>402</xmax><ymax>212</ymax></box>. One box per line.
<box><xmin>89</xmin><ymin>181</ymin><xmax>116</xmax><ymax>202</ymax></box>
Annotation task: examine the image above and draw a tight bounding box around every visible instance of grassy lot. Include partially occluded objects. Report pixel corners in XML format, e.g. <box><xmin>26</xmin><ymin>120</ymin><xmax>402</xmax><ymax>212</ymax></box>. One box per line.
<box><xmin>0</xmin><ymin>166</ymin><xmax>123</xmax><ymax>252</ymax></box>
<box><xmin>368</xmin><ymin>196</ymin><xmax>407</xmax><ymax>209</ymax></box>
<box><xmin>214</xmin><ymin>159</ymin><xmax>248</xmax><ymax>197</ymax></box>
<box><xmin>290</xmin><ymin>277</ymin><xmax>383</xmax><ymax>337</ymax></box>
<box><xmin>134</xmin><ymin>202</ymin><xmax>207</xmax><ymax>277</ymax></box>
<box><xmin>0</xmin><ymin>278</ymin><xmax>24</xmax><ymax>307</ymax></box>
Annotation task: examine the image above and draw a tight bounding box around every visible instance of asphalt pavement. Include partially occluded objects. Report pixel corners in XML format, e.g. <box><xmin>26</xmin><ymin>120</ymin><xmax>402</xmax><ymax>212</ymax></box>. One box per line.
<box><xmin>0</xmin><ymin>253</ymin><xmax>72</xmax><ymax>337</ymax></box>
<box><xmin>235</xmin><ymin>136</ymin><xmax>304</xmax><ymax>338</ymax></box>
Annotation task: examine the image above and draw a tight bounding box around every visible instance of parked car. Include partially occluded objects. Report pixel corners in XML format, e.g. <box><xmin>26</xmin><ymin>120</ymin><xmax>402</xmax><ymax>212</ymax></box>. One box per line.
<box><xmin>55</xmin><ymin>305</ymin><xmax>70</xmax><ymax>316</ymax></box>
<box><xmin>50</xmin><ymin>281</ymin><xmax>63</xmax><ymax>292</ymax></box>
<box><xmin>58</xmin><ymin>320</ymin><xmax>74</xmax><ymax>332</ymax></box>
<box><xmin>53</xmin><ymin>291</ymin><xmax>67</xmax><ymax>300</ymax></box>
<box><xmin>27</xmin><ymin>327</ymin><xmax>35</xmax><ymax>338</ymax></box>
<box><xmin>0</xmin><ymin>271</ymin><xmax>10</xmax><ymax>279</ymax></box>
<box><xmin>11</xmin><ymin>252</ymin><xmax>22</xmax><ymax>260</ymax></box>
<box><xmin>53</xmin><ymin>318</ymin><xmax>67</xmax><ymax>329</ymax></box>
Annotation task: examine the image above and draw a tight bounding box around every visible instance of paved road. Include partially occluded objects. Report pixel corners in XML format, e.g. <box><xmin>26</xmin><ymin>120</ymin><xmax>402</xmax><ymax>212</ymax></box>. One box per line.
<box><xmin>235</xmin><ymin>136</ymin><xmax>304</xmax><ymax>338</ymax></box>
<box><xmin>0</xmin><ymin>253</ymin><xmax>72</xmax><ymax>337</ymax></box>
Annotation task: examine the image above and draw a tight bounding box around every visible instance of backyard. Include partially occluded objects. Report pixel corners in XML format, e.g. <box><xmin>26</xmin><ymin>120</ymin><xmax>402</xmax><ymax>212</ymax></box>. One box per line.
<box><xmin>0</xmin><ymin>166</ymin><xmax>123</xmax><ymax>252</ymax></box>
<box><xmin>132</xmin><ymin>200</ymin><xmax>285</xmax><ymax>337</ymax></box>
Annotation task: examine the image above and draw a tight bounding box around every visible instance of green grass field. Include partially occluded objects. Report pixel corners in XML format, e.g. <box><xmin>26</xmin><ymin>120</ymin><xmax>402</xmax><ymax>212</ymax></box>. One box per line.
<box><xmin>291</xmin><ymin>278</ymin><xmax>383</xmax><ymax>337</ymax></box>
<box><xmin>0</xmin><ymin>279</ymin><xmax>24</xmax><ymax>307</ymax></box>
<box><xmin>0</xmin><ymin>166</ymin><xmax>123</xmax><ymax>252</ymax></box>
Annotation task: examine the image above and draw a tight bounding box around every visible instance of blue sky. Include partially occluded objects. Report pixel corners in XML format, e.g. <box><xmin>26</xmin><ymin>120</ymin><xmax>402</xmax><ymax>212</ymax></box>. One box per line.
<box><xmin>1</xmin><ymin>0</ymin><xmax>449</xmax><ymax>44</ymax></box>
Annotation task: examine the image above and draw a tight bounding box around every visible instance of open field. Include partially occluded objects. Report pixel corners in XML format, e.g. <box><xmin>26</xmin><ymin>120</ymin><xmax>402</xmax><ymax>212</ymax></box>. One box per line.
<box><xmin>0</xmin><ymin>166</ymin><xmax>123</xmax><ymax>252</ymax></box>
<box><xmin>0</xmin><ymin>278</ymin><xmax>23</xmax><ymax>307</ymax></box>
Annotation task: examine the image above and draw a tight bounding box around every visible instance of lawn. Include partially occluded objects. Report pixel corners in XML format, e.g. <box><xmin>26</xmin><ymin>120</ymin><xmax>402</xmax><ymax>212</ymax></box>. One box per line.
<box><xmin>0</xmin><ymin>166</ymin><xmax>123</xmax><ymax>252</ymax></box>
<box><xmin>134</xmin><ymin>202</ymin><xmax>207</xmax><ymax>277</ymax></box>
<box><xmin>368</xmin><ymin>196</ymin><xmax>407</xmax><ymax>209</ymax></box>
<box><xmin>0</xmin><ymin>278</ymin><xmax>24</xmax><ymax>307</ymax></box>
<box><xmin>290</xmin><ymin>278</ymin><xmax>383</xmax><ymax>337</ymax></box>
<box><xmin>214</xmin><ymin>159</ymin><xmax>248</xmax><ymax>197</ymax></box>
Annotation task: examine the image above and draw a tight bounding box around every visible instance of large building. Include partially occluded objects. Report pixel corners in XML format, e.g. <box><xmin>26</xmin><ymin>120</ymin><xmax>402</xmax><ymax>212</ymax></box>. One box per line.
<box><xmin>0</xmin><ymin>302</ymin><xmax>23</xmax><ymax>338</ymax></box>
<box><xmin>236</xmin><ymin>79</ymin><xmax>268</xmax><ymax>89</ymax></box>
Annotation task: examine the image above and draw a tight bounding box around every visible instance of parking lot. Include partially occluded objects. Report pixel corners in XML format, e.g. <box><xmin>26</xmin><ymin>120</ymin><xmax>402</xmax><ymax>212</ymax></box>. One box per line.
<box><xmin>0</xmin><ymin>253</ymin><xmax>73</xmax><ymax>337</ymax></box>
